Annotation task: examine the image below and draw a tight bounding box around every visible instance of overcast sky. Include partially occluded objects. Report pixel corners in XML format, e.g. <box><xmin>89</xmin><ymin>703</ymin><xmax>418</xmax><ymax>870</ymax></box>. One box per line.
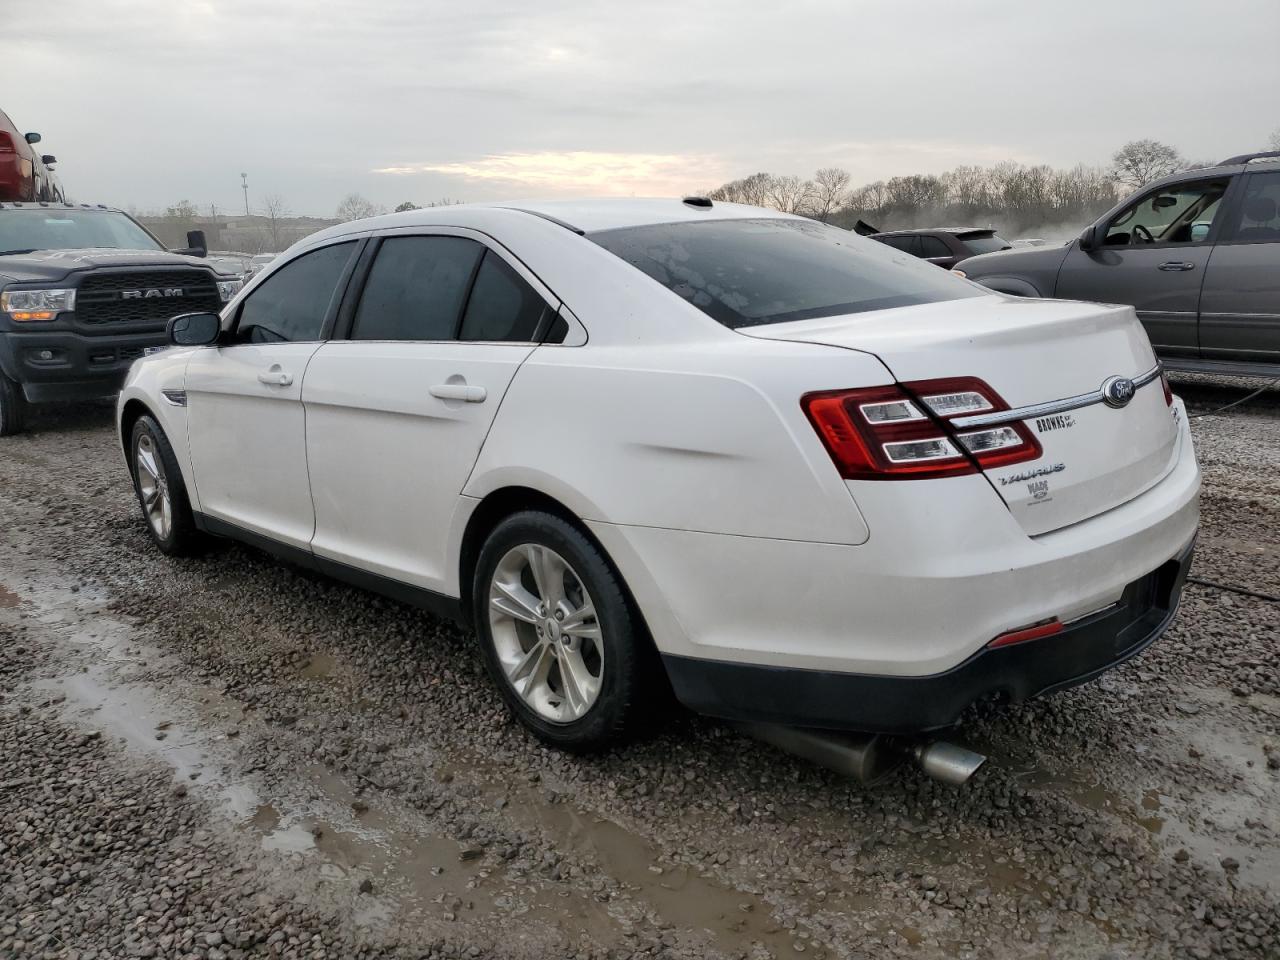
<box><xmin>4</xmin><ymin>0</ymin><xmax>1277</xmax><ymax>218</ymax></box>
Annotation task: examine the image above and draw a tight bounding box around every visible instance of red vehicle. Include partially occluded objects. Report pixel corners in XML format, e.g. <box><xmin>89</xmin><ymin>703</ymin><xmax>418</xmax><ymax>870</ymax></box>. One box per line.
<box><xmin>0</xmin><ymin>107</ymin><xmax>63</xmax><ymax>203</ymax></box>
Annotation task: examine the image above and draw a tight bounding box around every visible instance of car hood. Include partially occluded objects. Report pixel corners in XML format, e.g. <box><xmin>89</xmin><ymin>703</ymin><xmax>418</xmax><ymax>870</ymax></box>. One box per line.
<box><xmin>0</xmin><ymin>247</ymin><xmax>237</xmax><ymax>284</ymax></box>
<box><xmin>958</xmin><ymin>242</ymin><xmax>1073</xmax><ymax>279</ymax></box>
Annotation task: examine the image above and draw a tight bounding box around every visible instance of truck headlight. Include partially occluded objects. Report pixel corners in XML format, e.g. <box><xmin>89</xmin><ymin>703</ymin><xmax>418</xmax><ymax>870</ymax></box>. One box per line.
<box><xmin>216</xmin><ymin>279</ymin><xmax>244</xmax><ymax>302</ymax></box>
<box><xmin>1</xmin><ymin>288</ymin><xmax>76</xmax><ymax>321</ymax></box>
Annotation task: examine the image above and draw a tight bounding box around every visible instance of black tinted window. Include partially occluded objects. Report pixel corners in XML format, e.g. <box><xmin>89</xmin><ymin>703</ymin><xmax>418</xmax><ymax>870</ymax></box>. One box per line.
<box><xmin>591</xmin><ymin>219</ymin><xmax>980</xmax><ymax>329</ymax></box>
<box><xmin>352</xmin><ymin>236</ymin><xmax>482</xmax><ymax>341</ymax></box>
<box><xmin>459</xmin><ymin>252</ymin><xmax>548</xmax><ymax>342</ymax></box>
<box><xmin>919</xmin><ymin>236</ymin><xmax>951</xmax><ymax>258</ymax></box>
<box><xmin>236</xmin><ymin>242</ymin><xmax>355</xmax><ymax>343</ymax></box>
<box><xmin>1220</xmin><ymin>172</ymin><xmax>1280</xmax><ymax>243</ymax></box>
<box><xmin>961</xmin><ymin>233</ymin><xmax>1011</xmax><ymax>255</ymax></box>
<box><xmin>878</xmin><ymin>235</ymin><xmax>920</xmax><ymax>255</ymax></box>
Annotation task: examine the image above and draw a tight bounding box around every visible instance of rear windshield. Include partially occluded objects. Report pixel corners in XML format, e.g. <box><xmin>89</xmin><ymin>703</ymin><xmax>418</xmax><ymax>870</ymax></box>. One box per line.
<box><xmin>0</xmin><ymin>210</ymin><xmax>162</xmax><ymax>256</ymax></box>
<box><xmin>959</xmin><ymin>233</ymin><xmax>1011</xmax><ymax>255</ymax></box>
<box><xmin>589</xmin><ymin>218</ymin><xmax>982</xmax><ymax>329</ymax></box>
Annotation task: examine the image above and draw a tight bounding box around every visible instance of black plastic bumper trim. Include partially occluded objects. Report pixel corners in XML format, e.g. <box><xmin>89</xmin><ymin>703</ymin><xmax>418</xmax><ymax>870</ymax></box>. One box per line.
<box><xmin>661</xmin><ymin>538</ymin><xmax>1195</xmax><ymax>734</ymax></box>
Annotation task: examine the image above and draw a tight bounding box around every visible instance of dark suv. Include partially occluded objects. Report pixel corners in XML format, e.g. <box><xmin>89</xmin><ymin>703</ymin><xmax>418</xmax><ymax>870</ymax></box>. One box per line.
<box><xmin>958</xmin><ymin>152</ymin><xmax>1280</xmax><ymax>376</ymax></box>
<box><xmin>0</xmin><ymin>202</ymin><xmax>242</xmax><ymax>435</ymax></box>
<box><xmin>869</xmin><ymin>227</ymin><xmax>1011</xmax><ymax>270</ymax></box>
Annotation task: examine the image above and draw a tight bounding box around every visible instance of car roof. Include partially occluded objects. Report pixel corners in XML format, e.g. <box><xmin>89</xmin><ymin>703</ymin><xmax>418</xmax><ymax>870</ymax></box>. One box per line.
<box><xmin>0</xmin><ymin>201</ymin><xmax>118</xmax><ymax>212</ymax></box>
<box><xmin>876</xmin><ymin>227</ymin><xmax>999</xmax><ymax>238</ymax></box>
<box><xmin>316</xmin><ymin>198</ymin><xmax>800</xmax><ymax>241</ymax></box>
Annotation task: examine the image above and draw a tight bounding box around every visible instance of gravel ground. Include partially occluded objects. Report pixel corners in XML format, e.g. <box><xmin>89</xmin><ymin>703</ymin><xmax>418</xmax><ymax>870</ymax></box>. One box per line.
<box><xmin>1</xmin><ymin>374</ymin><xmax>1277</xmax><ymax>960</ymax></box>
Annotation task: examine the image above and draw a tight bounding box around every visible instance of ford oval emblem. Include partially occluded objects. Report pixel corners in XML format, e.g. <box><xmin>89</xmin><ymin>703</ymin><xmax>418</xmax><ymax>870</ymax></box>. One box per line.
<box><xmin>1101</xmin><ymin>375</ymin><xmax>1136</xmax><ymax>408</ymax></box>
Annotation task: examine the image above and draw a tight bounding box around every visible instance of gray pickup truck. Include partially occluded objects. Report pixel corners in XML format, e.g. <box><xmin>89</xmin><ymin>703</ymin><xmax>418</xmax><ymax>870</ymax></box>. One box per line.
<box><xmin>958</xmin><ymin>151</ymin><xmax>1280</xmax><ymax>377</ymax></box>
<box><xmin>0</xmin><ymin>202</ymin><xmax>242</xmax><ymax>435</ymax></box>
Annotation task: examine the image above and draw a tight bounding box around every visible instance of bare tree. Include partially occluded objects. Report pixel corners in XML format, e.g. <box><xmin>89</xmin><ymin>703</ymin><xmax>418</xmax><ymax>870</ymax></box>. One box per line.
<box><xmin>709</xmin><ymin>172</ymin><xmax>774</xmax><ymax>207</ymax></box>
<box><xmin>394</xmin><ymin>201</ymin><xmax>419</xmax><ymax>212</ymax></box>
<box><xmin>766</xmin><ymin>175</ymin><xmax>817</xmax><ymax>214</ymax></box>
<box><xmin>165</xmin><ymin>199</ymin><xmax>198</xmax><ymax>220</ymax></box>
<box><xmin>335</xmin><ymin>193</ymin><xmax>385</xmax><ymax>222</ymax></box>
<box><xmin>259</xmin><ymin>193</ymin><xmax>290</xmax><ymax>252</ymax></box>
<box><xmin>808</xmin><ymin>168</ymin><xmax>852</xmax><ymax>221</ymax></box>
<box><xmin>1111</xmin><ymin>140</ymin><xmax>1185</xmax><ymax>188</ymax></box>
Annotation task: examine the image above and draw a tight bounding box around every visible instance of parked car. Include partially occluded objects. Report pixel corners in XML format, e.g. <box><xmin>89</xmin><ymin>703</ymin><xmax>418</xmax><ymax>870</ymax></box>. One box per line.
<box><xmin>958</xmin><ymin>151</ymin><xmax>1280</xmax><ymax>377</ymax></box>
<box><xmin>117</xmin><ymin>199</ymin><xmax>1199</xmax><ymax>752</ymax></box>
<box><xmin>0</xmin><ymin>202</ymin><xmax>242</xmax><ymax>435</ymax></box>
<box><xmin>867</xmin><ymin>227</ymin><xmax>1012</xmax><ymax>270</ymax></box>
<box><xmin>0</xmin><ymin>107</ymin><xmax>63</xmax><ymax>203</ymax></box>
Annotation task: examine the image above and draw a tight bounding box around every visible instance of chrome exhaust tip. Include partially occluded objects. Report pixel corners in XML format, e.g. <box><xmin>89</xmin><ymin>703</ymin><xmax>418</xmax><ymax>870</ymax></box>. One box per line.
<box><xmin>913</xmin><ymin>740</ymin><xmax>987</xmax><ymax>785</ymax></box>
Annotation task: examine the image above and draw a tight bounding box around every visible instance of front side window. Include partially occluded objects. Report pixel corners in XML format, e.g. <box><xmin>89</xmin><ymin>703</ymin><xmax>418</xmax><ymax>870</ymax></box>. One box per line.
<box><xmin>0</xmin><ymin>209</ymin><xmax>162</xmax><ymax>255</ymax></box>
<box><xmin>235</xmin><ymin>241</ymin><xmax>355</xmax><ymax>344</ymax></box>
<box><xmin>1219</xmin><ymin>171</ymin><xmax>1280</xmax><ymax>243</ymax></box>
<box><xmin>459</xmin><ymin>251</ymin><xmax>549</xmax><ymax>342</ymax></box>
<box><xmin>352</xmin><ymin>236</ymin><xmax>482</xmax><ymax>341</ymax></box>
<box><xmin>591</xmin><ymin>218</ymin><xmax>981</xmax><ymax>329</ymax></box>
<box><xmin>918</xmin><ymin>236</ymin><xmax>952</xmax><ymax>259</ymax></box>
<box><xmin>1104</xmin><ymin>179</ymin><xmax>1229</xmax><ymax>246</ymax></box>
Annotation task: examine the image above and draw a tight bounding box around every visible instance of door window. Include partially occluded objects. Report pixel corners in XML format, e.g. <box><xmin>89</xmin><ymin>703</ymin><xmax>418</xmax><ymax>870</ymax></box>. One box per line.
<box><xmin>918</xmin><ymin>236</ymin><xmax>952</xmax><ymax>259</ymax></box>
<box><xmin>458</xmin><ymin>251</ymin><xmax>549</xmax><ymax>342</ymax></box>
<box><xmin>1218</xmin><ymin>172</ymin><xmax>1280</xmax><ymax>243</ymax></box>
<box><xmin>235</xmin><ymin>242</ymin><xmax>356</xmax><ymax>343</ymax></box>
<box><xmin>878</xmin><ymin>235</ymin><xmax>921</xmax><ymax>256</ymax></box>
<box><xmin>1104</xmin><ymin>179</ymin><xmax>1229</xmax><ymax>246</ymax></box>
<box><xmin>352</xmin><ymin>236</ymin><xmax>483</xmax><ymax>341</ymax></box>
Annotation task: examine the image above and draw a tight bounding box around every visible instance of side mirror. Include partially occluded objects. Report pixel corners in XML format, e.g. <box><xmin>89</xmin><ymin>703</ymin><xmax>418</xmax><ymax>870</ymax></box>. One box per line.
<box><xmin>24</xmin><ymin>132</ymin><xmax>41</xmax><ymax>145</ymax></box>
<box><xmin>171</xmin><ymin>229</ymin><xmax>208</xmax><ymax>258</ymax></box>
<box><xmin>40</xmin><ymin>154</ymin><xmax>56</xmax><ymax>166</ymax></box>
<box><xmin>167</xmin><ymin>312</ymin><xmax>221</xmax><ymax>347</ymax></box>
<box><xmin>1078</xmin><ymin>224</ymin><xmax>1100</xmax><ymax>252</ymax></box>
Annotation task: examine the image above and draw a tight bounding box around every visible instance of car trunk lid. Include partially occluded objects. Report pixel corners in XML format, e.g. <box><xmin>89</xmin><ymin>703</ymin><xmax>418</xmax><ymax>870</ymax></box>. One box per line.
<box><xmin>743</xmin><ymin>295</ymin><xmax>1179</xmax><ymax>536</ymax></box>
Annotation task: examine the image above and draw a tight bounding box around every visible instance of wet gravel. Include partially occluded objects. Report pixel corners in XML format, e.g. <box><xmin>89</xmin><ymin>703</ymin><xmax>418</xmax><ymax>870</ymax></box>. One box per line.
<box><xmin>0</xmin><ymin>374</ymin><xmax>1277</xmax><ymax>959</ymax></box>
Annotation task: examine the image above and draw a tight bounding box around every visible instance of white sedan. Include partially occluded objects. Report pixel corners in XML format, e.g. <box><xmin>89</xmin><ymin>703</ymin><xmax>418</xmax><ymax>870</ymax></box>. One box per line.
<box><xmin>117</xmin><ymin>198</ymin><xmax>1200</xmax><ymax>751</ymax></box>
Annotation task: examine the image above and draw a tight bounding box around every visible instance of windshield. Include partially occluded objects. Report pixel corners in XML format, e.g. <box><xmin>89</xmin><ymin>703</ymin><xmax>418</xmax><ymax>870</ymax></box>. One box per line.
<box><xmin>0</xmin><ymin>209</ymin><xmax>163</xmax><ymax>255</ymax></box>
<box><xmin>589</xmin><ymin>218</ymin><xmax>981</xmax><ymax>329</ymax></box>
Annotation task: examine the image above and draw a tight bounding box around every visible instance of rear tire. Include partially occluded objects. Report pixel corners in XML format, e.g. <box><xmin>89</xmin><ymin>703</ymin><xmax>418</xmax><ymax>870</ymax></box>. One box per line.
<box><xmin>0</xmin><ymin>374</ymin><xmax>27</xmax><ymax>437</ymax></box>
<box><xmin>129</xmin><ymin>415</ymin><xmax>205</xmax><ymax>556</ymax></box>
<box><xmin>473</xmin><ymin>510</ymin><xmax>654</xmax><ymax>752</ymax></box>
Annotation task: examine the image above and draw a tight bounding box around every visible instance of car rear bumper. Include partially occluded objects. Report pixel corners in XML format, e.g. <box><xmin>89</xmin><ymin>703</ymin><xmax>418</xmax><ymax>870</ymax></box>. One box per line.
<box><xmin>660</xmin><ymin>537</ymin><xmax>1193</xmax><ymax>733</ymax></box>
<box><xmin>0</xmin><ymin>328</ymin><xmax>168</xmax><ymax>402</ymax></box>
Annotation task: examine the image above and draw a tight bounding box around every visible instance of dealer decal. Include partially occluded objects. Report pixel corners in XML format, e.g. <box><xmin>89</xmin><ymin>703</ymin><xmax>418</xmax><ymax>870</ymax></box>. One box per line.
<box><xmin>1035</xmin><ymin>413</ymin><xmax>1075</xmax><ymax>433</ymax></box>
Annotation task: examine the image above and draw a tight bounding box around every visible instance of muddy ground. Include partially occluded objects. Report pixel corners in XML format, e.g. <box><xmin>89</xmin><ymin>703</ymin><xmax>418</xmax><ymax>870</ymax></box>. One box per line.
<box><xmin>1</xmin><ymin>374</ymin><xmax>1277</xmax><ymax>960</ymax></box>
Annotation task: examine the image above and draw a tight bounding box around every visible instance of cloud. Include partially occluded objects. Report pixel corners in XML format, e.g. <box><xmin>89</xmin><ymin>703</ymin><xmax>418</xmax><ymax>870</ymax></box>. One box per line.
<box><xmin>373</xmin><ymin>151</ymin><xmax>728</xmax><ymax>196</ymax></box>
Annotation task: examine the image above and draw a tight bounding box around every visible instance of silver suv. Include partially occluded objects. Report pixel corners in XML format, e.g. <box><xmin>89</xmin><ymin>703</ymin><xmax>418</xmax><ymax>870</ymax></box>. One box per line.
<box><xmin>958</xmin><ymin>151</ymin><xmax>1280</xmax><ymax>377</ymax></box>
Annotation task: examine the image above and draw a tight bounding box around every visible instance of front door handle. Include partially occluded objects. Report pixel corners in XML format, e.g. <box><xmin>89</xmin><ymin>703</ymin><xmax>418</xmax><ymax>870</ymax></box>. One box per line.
<box><xmin>429</xmin><ymin>382</ymin><xmax>487</xmax><ymax>403</ymax></box>
<box><xmin>1158</xmin><ymin>261</ymin><xmax>1196</xmax><ymax>272</ymax></box>
<box><xmin>257</xmin><ymin>365</ymin><xmax>293</xmax><ymax>386</ymax></box>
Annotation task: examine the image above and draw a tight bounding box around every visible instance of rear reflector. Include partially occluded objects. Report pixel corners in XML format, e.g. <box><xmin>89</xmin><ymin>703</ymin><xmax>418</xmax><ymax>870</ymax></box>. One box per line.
<box><xmin>988</xmin><ymin>619</ymin><xmax>1063</xmax><ymax>648</ymax></box>
<box><xmin>1160</xmin><ymin>369</ymin><xmax>1173</xmax><ymax>407</ymax></box>
<box><xmin>802</xmin><ymin>377</ymin><xmax>1041</xmax><ymax>481</ymax></box>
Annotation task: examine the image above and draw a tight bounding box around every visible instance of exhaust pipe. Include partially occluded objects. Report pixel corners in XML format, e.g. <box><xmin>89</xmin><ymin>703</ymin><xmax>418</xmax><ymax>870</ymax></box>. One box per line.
<box><xmin>739</xmin><ymin>724</ymin><xmax>987</xmax><ymax>786</ymax></box>
<box><xmin>913</xmin><ymin>740</ymin><xmax>987</xmax><ymax>785</ymax></box>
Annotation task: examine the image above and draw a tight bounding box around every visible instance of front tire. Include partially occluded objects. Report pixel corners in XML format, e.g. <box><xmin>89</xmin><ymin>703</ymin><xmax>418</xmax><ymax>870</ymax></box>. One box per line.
<box><xmin>473</xmin><ymin>511</ymin><xmax>652</xmax><ymax>752</ymax></box>
<box><xmin>0</xmin><ymin>374</ymin><xmax>27</xmax><ymax>437</ymax></box>
<box><xmin>129</xmin><ymin>415</ymin><xmax>204</xmax><ymax>556</ymax></box>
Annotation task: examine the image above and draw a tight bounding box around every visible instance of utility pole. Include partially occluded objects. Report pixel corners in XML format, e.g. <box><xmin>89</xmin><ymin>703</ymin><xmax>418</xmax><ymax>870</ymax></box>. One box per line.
<box><xmin>241</xmin><ymin>173</ymin><xmax>249</xmax><ymax>216</ymax></box>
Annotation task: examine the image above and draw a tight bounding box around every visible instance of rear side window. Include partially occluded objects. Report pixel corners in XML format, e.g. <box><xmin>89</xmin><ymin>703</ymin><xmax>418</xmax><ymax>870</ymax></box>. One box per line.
<box><xmin>878</xmin><ymin>235</ymin><xmax>920</xmax><ymax>256</ymax></box>
<box><xmin>352</xmin><ymin>236</ymin><xmax>483</xmax><ymax>341</ymax></box>
<box><xmin>459</xmin><ymin>251</ymin><xmax>549</xmax><ymax>342</ymax></box>
<box><xmin>918</xmin><ymin>235</ymin><xmax>952</xmax><ymax>259</ymax></box>
<box><xmin>235</xmin><ymin>241</ymin><xmax>355</xmax><ymax>343</ymax></box>
<box><xmin>959</xmin><ymin>233</ymin><xmax>1011</xmax><ymax>255</ymax></box>
<box><xmin>591</xmin><ymin>219</ymin><xmax>981</xmax><ymax>329</ymax></box>
<box><xmin>1219</xmin><ymin>172</ymin><xmax>1280</xmax><ymax>243</ymax></box>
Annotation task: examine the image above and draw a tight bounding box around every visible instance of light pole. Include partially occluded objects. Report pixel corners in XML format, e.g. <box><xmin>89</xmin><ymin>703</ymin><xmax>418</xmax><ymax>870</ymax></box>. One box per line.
<box><xmin>241</xmin><ymin>173</ymin><xmax>249</xmax><ymax>216</ymax></box>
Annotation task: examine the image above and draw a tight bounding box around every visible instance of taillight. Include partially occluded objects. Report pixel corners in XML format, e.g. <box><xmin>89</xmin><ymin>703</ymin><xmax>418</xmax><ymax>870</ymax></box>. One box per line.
<box><xmin>1160</xmin><ymin>369</ymin><xmax>1173</xmax><ymax>407</ymax></box>
<box><xmin>0</xmin><ymin>132</ymin><xmax>14</xmax><ymax>154</ymax></box>
<box><xmin>802</xmin><ymin>377</ymin><xmax>1041</xmax><ymax>481</ymax></box>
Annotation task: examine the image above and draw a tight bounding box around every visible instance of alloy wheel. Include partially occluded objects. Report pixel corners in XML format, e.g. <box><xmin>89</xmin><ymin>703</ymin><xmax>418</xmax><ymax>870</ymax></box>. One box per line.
<box><xmin>487</xmin><ymin>543</ymin><xmax>604</xmax><ymax>723</ymax></box>
<box><xmin>134</xmin><ymin>433</ymin><xmax>172</xmax><ymax>540</ymax></box>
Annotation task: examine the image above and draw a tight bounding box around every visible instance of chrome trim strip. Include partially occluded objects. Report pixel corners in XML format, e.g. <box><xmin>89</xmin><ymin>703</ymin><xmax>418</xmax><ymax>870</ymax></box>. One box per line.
<box><xmin>1199</xmin><ymin>311</ymin><xmax>1280</xmax><ymax>320</ymax></box>
<box><xmin>951</xmin><ymin>364</ymin><xmax>1161</xmax><ymax>429</ymax></box>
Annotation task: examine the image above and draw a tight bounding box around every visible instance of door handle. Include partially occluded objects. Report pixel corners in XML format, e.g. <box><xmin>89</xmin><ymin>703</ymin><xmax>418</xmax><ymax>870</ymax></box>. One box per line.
<box><xmin>1158</xmin><ymin>261</ymin><xmax>1196</xmax><ymax>272</ymax></box>
<box><xmin>429</xmin><ymin>382</ymin><xmax>487</xmax><ymax>403</ymax></box>
<box><xmin>257</xmin><ymin>365</ymin><xmax>293</xmax><ymax>386</ymax></box>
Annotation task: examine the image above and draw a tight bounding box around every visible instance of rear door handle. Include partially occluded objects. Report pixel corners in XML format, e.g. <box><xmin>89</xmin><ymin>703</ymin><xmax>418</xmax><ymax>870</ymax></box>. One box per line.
<box><xmin>257</xmin><ymin>365</ymin><xmax>293</xmax><ymax>386</ymax></box>
<box><xmin>1158</xmin><ymin>261</ymin><xmax>1196</xmax><ymax>272</ymax></box>
<box><xmin>429</xmin><ymin>383</ymin><xmax>487</xmax><ymax>403</ymax></box>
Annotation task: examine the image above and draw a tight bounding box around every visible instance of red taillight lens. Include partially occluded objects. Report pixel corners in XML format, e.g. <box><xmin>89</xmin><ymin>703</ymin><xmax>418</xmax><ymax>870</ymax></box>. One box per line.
<box><xmin>988</xmin><ymin>618</ymin><xmax>1063</xmax><ymax>648</ymax></box>
<box><xmin>1160</xmin><ymin>369</ymin><xmax>1173</xmax><ymax>407</ymax></box>
<box><xmin>0</xmin><ymin>132</ymin><xmax>14</xmax><ymax>154</ymax></box>
<box><xmin>802</xmin><ymin>377</ymin><xmax>1041</xmax><ymax>481</ymax></box>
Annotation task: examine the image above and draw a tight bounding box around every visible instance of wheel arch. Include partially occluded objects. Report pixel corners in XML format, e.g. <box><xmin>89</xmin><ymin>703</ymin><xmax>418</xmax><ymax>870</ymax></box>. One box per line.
<box><xmin>118</xmin><ymin>397</ymin><xmax>154</xmax><ymax>462</ymax></box>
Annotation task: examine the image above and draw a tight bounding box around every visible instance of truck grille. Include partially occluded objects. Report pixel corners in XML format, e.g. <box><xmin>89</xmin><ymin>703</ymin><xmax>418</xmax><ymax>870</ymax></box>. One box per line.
<box><xmin>76</xmin><ymin>270</ymin><xmax>222</xmax><ymax>325</ymax></box>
